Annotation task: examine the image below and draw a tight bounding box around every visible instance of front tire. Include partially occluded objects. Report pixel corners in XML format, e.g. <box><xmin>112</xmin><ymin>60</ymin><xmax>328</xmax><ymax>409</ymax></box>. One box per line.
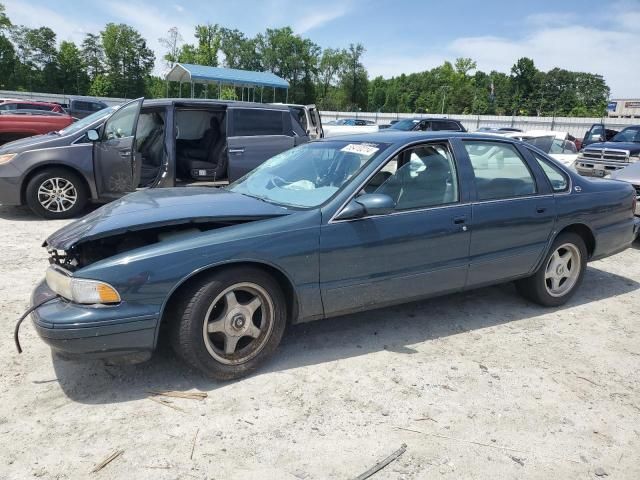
<box><xmin>25</xmin><ymin>168</ymin><xmax>88</xmax><ymax>219</ymax></box>
<box><xmin>516</xmin><ymin>232</ymin><xmax>587</xmax><ymax>307</ymax></box>
<box><xmin>170</xmin><ymin>267</ymin><xmax>287</xmax><ymax>380</ymax></box>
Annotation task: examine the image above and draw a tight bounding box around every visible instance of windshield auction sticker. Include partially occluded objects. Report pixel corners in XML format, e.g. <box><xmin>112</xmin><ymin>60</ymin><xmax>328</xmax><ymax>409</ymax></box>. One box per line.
<box><xmin>341</xmin><ymin>143</ymin><xmax>381</xmax><ymax>156</ymax></box>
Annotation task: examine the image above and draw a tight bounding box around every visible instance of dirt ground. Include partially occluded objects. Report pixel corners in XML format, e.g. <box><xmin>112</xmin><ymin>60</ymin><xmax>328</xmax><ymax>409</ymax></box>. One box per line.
<box><xmin>0</xmin><ymin>204</ymin><xmax>639</xmax><ymax>480</ymax></box>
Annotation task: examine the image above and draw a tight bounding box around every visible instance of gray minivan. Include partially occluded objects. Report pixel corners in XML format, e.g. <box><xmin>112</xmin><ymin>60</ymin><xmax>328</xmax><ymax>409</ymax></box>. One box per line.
<box><xmin>0</xmin><ymin>98</ymin><xmax>310</xmax><ymax>218</ymax></box>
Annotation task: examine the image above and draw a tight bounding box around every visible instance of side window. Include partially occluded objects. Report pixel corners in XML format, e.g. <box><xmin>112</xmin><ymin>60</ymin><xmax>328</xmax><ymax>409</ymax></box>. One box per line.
<box><xmin>530</xmin><ymin>150</ymin><xmax>569</xmax><ymax>192</ymax></box>
<box><xmin>233</xmin><ymin>109</ymin><xmax>284</xmax><ymax>136</ymax></box>
<box><xmin>464</xmin><ymin>141</ymin><xmax>537</xmax><ymax>200</ymax></box>
<box><xmin>0</xmin><ymin>104</ymin><xmax>15</xmax><ymax>110</ymax></box>
<box><xmin>432</xmin><ymin>120</ymin><xmax>460</xmax><ymax>131</ymax></box>
<box><xmin>74</xmin><ymin>101</ymin><xmax>89</xmax><ymax>111</ymax></box>
<box><xmin>361</xmin><ymin>143</ymin><xmax>458</xmax><ymax>211</ymax></box>
<box><xmin>103</xmin><ymin>100</ymin><xmax>139</xmax><ymax>140</ymax></box>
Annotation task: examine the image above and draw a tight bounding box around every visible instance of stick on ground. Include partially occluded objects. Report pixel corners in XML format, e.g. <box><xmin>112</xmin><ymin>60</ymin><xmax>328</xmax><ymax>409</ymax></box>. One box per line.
<box><xmin>190</xmin><ymin>428</ymin><xmax>200</xmax><ymax>460</ymax></box>
<box><xmin>352</xmin><ymin>443</ymin><xmax>407</xmax><ymax>480</ymax></box>
<box><xmin>148</xmin><ymin>390</ymin><xmax>208</xmax><ymax>400</ymax></box>
<box><xmin>91</xmin><ymin>449</ymin><xmax>124</xmax><ymax>473</ymax></box>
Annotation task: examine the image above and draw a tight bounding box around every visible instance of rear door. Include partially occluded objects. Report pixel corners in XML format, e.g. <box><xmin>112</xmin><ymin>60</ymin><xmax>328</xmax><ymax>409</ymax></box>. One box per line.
<box><xmin>94</xmin><ymin>98</ymin><xmax>143</xmax><ymax>199</ymax></box>
<box><xmin>307</xmin><ymin>104</ymin><xmax>323</xmax><ymax>138</ymax></box>
<box><xmin>226</xmin><ymin>108</ymin><xmax>295</xmax><ymax>181</ymax></box>
<box><xmin>459</xmin><ymin>139</ymin><xmax>556</xmax><ymax>287</ymax></box>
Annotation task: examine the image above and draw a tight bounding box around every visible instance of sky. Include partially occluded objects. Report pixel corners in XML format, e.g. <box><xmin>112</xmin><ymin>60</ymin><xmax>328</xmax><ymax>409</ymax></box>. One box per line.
<box><xmin>3</xmin><ymin>0</ymin><xmax>640</xmax><ymax>97</ymax></box>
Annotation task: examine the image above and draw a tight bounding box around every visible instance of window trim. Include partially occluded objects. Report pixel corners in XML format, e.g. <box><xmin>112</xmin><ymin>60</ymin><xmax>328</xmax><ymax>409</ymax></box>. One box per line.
<box><xmin>330</xmin><ymin>140</ymin><xmax>462</xmax><ymax>222</ymax></box>
<box><xmin>527</xmin><ymin>147</ymin><xmax>571</xmax><ymax>194</ymax></box>
<box><xmin>462</xmin><ymin>139</ymin><xmax>540</xmax><ymax>202</ymax></box>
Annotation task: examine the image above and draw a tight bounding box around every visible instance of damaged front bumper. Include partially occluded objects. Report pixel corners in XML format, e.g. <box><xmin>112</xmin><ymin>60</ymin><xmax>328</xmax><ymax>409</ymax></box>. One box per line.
<box><xmin>30</xmin><ymin>280</ymin><xmax>159</xmax><ymax>358</ymax></box>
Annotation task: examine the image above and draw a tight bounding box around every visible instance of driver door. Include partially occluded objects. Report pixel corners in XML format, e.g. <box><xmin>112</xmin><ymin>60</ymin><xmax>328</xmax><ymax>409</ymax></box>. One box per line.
<box><xmin>94</xmin><ymin>98</ymin><xmax>143</xmax><ymax>199</ymax></box>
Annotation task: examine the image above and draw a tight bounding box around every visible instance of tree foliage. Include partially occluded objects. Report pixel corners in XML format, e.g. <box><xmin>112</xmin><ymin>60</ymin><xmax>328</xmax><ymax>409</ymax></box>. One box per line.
<box><xmin>0</xmin><ymin>2</ymin><xmax>610</xmax><ymax>116</ymax></box>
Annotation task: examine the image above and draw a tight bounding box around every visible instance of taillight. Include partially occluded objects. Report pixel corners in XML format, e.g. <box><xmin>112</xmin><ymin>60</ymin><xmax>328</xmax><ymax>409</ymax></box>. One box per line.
<box><xmin>632</xmin><ymin>191</ymin><xmax>638</xmax><ymax>214</ymax></box>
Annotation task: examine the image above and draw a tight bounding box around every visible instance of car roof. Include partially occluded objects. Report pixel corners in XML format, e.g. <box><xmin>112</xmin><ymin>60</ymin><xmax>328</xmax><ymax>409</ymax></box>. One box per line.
<box><xmin>142</xmin><ymin>98</ymin><xmax>290</xmax><ymax>110</ymax></box>
<box><xmin>319</xmin><ymin>130</ymin><xmax>511</xmax><ymax>146</ymax></box>
<box><xmin>2</xmin><ymin>100</ymin><xmax>59</xmax><ymax>106</ymax></box>
<box><xmin>398</xmin><ymin>117</ymin><xmax>462</xmax><ymax>122</ymax></box>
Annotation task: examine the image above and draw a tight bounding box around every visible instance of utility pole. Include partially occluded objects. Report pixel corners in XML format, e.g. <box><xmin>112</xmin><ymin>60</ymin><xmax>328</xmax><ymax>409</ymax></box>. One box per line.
<box><xmin>440</xmin><ymin>86</ymin><xmax>450</xmax><ymax>115</ymax></box>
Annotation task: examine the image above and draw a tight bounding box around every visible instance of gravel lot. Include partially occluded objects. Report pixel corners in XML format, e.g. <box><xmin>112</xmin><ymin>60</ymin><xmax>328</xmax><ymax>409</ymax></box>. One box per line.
<box><xmin>0</xmin><ymin>204</ymin><xmax>639</xmax><ymax>480</ymax></box>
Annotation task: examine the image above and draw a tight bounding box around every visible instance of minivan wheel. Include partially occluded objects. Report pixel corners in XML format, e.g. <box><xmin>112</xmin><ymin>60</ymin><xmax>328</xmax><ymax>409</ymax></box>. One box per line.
<box><xmin>170</xmin><ymin>267</ymin><xmax>287</xmax><ymax>380</ymax></box>
<box><xmin>25</xmin><ymin>168</ymin><xmax>88</xmax><ymax>219</ymax></box>
<box><xmin>516</xmin><ymin>232</ymin><xmax>587</xmax><ymax>307</ymax></box>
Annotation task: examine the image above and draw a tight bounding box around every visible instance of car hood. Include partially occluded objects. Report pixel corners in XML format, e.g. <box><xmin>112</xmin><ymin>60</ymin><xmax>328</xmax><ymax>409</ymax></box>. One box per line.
<box><xmin>583</xmin><ymin>141</ymin><xmax>640</xmax><ymax>154</ymax></box>
<box><xmin>45</xmin><ymin>188</ymin><xmax>291</xmax><ymax>250</ymax></box>
<box><xmin>610</xmin><ymin>162</ymin><xmax>640</xmax><ymax>184</ymax></box>
<box><xmin>0</xmin><ymin>132</ymin><xmax>67</xmax><ymax>153</ymax></box>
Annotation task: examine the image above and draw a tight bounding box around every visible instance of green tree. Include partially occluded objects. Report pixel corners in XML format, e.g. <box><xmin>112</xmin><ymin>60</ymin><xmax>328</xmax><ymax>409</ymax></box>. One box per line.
<box><xmin>57</xmin><ymin>41</ymin><xmax>89</xmax><ymax>94</ymax></box>
<box><xmin>88</xmin><ymin>74</ymin><xmax>112</xmax><ymax>97</ymax></box>
<box><xmin>101</xmin><ymin>23</ymin><xmax>154</xmax><ymax>98</ymax></box>
<box><xmin>81</xmin><ymin>33</ymin><xmax>105</xmax><ymax>81</ymax></box>
<box><xmin>339</xmin><ymin>43</ymin><xmax>368</xmax><ymax>110</ymax></box>
<box><xmin>510</xmin><ymin>57</ymin><xmax>539</xmax><ymax>115</ymax></box>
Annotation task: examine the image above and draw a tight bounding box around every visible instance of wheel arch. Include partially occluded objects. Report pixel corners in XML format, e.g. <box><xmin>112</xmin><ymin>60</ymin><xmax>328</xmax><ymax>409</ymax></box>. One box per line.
<box><xmin>21</xmin><ymin>163</ymin><xmax>94</xmax><ymax>205</ymax></box>
<box><xmin>555</xmin><ymin>223</ymin><xmax>596</xmax><ymax>259</ymax></box>
<box><xmin>154</xmin><ymin>260</ymin><xmax>300</xmax><ymax>347</ymax></box>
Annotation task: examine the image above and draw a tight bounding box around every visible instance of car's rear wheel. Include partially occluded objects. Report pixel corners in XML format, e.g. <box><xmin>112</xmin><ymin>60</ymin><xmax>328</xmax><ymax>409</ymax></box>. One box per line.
<box><xmin>25</xmin><ymin>168</ymin><xmax>88</xmax><ymax>219</ymax></box>
<box><xmin>170</xmin><ymin>267</ymin><xmax>287</xmax><ymax>380</ymax></box>
<box><xmin>516</xmin><ymin>232</ymin><xmax>587</xmax><ymax>306</ymax></box>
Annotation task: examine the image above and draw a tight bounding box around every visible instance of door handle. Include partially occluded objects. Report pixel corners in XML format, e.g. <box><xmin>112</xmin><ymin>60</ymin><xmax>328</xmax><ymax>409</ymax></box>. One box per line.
<box><xmin>536</xmin><ymin>206</ymin><xmax>547</xmax><ymax>213</ymax></box>
<box><xmin>120</xmin><ymin>150</ymin><xmax>131</xmax><ymax>157</ymax></box>
<box><xmin>229</xmin><ymin>148</ymin><xmax>245</xmax><ymax>154</ymax></box>
<box><xmin>453</xmin><ymin>216</ymin><xmax>467</xmax><ymax>224</ymax></box>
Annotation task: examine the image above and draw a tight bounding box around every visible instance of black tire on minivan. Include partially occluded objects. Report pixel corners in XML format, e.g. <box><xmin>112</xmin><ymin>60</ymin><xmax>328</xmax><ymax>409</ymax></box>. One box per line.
<box><xmin>516</xmin><ymin>232</ymin><xmax>587</xmax><ymax>307</ymax></box>
<box><xmin>25</xmin><ymin>168</ymin><xmax>89</xmax><ymax>219</ymax></box>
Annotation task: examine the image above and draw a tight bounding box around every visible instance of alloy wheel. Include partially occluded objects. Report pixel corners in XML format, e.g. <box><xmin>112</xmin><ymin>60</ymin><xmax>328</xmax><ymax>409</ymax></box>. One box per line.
<box><xmin>544</xmin><ymin>243</ymin><xmax>581</xmax><ymax>297</ymax></box>
<box><xmin>202</xmin><ymin>282</ymin><xmax>274</xmax><ymax>365</ymax></box>
<box><xmin>37</xmin><ymin>177</ymin><xmax>78</xmax><ymax>213</ymax></box>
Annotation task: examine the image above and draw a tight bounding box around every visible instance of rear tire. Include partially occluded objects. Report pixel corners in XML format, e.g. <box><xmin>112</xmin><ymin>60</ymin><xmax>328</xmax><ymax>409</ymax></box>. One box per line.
<box><xmin>516</xmin><ymin>232</ymin><xmax>587</xmax><ymax>307</ymax></box>
<box><xmin>25</xmin><ymin>168</ymin><xmax>88</xmax><ymax>219</ymax></box>
<box><xmin>170</xmin><ymin>267</ymin><xmax>287</xmax><ymax>380</ymax></box>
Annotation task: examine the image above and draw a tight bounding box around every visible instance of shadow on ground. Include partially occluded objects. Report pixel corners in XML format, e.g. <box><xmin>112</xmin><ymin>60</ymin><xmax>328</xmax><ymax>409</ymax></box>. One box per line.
<box><xmin>50</xmin><ymin>264</ymin><xmax>639</xmax><ymax>404</ymax></box>
<box><xmin>0</xmin><ymin>204</ymin><xmax>99</xmax><ymax>222</ymax></box>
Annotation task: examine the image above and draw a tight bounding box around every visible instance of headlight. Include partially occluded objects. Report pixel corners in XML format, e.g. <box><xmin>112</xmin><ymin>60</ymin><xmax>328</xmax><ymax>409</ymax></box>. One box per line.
<box><xmin>629</xmin><ymin>154</ymin><xmax>640</xmax><ymax>163</ymax></box>
<box><xmin>46</xmin><ymin>267</ymin><xmax>121</xmax><ymax>304</ymax></box>
<box><xmin>0</xmin><ymin>153</ymin><xmax>16</xmax><ymax>164</ymax></box>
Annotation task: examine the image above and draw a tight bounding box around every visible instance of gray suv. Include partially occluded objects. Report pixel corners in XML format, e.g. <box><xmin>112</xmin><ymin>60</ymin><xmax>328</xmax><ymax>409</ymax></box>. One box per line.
<box><xmin>0</xmin><ymin>98</ymin><xmax>309</xmax><ymax>219</ymax></box>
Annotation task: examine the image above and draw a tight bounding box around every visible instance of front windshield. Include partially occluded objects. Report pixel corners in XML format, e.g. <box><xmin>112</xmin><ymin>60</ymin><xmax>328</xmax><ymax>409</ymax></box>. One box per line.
<box><xmin>58</xmin><ymin>106</ymin><xmax>117</xmax><ymax>136</ymax></box>
<box><xmin>390</xmin><ymin>119</ymin><xmax>419</xmax><ymax>131</ymax></box>
<box><xmin>228</xmin><ymin>140</ymin><xmax>390</xmax><ymax>208</ymax></box>
<box><xmin>611</xmin><ymin>126</ymin><xmax>640</xmax><ymax>143</ymax></box>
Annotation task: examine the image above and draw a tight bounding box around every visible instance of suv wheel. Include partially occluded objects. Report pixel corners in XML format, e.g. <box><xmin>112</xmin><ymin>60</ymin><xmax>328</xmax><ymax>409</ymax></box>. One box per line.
<box><xmin>170</xmin><ymin>267</ymin><xmax>287</xmax><ymax>380</ymax></box>
<box><xmin>25</xmin><ymin>168</ymin><xmax>88</xmax><ymax>219</ymax></box>
<box><xmin>516</xmin><ymin>232</ymin><xmax>587</xmax><ymax>307</ymax></box>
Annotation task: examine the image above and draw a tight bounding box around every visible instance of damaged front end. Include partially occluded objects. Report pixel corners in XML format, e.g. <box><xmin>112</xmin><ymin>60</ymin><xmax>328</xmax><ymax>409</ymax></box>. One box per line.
<box><xmin>46</xmin><ymin>219</ymin><xmax>268</xmax><ymax>271</ymax></box>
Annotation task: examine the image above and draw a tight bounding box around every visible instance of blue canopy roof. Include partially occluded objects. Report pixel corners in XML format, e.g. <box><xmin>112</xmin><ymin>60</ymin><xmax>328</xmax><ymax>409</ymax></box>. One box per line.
<box><xmin>165</xmin><ymin>63</ymin><xmax>289</xmax><ymax>89</ymax></box>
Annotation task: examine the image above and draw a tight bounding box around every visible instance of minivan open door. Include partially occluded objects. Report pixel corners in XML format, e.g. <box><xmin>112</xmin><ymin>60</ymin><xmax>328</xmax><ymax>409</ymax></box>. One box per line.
<box><xmin>94</xmin><ymin>98</ymin><xmax>143</xmax><ymax>199</ymax></box>
<box><xmin>307</xmin><ymin>104</ymin><xmax>323</xmax><ymax>139</ymax></box>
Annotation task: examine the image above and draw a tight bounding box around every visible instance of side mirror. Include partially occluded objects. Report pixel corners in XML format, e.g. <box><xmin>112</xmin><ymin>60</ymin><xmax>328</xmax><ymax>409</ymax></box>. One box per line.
<box><xmin>86</xmin><ymin>129</ymin><xmax>99</xmax><ymax>142</ymax></box>
<box><xmin>334</xmin><ymin>193</ymin><xmax>395</xmax><ymax>220</ymax></box>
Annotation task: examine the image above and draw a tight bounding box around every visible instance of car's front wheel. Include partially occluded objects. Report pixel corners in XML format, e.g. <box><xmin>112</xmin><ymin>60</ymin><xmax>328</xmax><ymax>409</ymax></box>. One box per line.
<box><xmin>170</xmin><ymin>267</ymin><xmax>287</xmax><ymax>380</ymax></box>
<box><xmin>516</xmin><ymin>232</ymin><xmax>587</xmax><ymax>307</ymax></box>
<box><xmin>25</xmin><ymin>168</ymin><xmax>88</xmax><ymax>219</ymax></box>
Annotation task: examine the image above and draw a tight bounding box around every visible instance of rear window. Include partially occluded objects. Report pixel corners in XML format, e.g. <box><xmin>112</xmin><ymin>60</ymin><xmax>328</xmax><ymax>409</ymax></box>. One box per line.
<box><xmin>233</xmin><ymin>109</ymin><xmax>284</xmax><ymax>136</ymax></box>
<box><xmin>432</xmin><ymin>120</ymin><xmax>461</xmax><ymax>131</ymax></box>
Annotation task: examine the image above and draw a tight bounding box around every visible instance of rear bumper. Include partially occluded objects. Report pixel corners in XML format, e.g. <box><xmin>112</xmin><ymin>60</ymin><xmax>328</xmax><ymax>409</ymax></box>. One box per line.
<box><xmin>31</xmin><ymin>280</ymin><xmax>158</xmax><ymax>358</ymax></box>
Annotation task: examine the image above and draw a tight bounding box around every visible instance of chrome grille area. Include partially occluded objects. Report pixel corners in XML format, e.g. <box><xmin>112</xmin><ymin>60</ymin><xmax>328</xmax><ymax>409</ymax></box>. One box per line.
<box><xmin>580</xmin><ymin>148</ymin><xmax>630</xmax><ymax>164</ymax></box>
